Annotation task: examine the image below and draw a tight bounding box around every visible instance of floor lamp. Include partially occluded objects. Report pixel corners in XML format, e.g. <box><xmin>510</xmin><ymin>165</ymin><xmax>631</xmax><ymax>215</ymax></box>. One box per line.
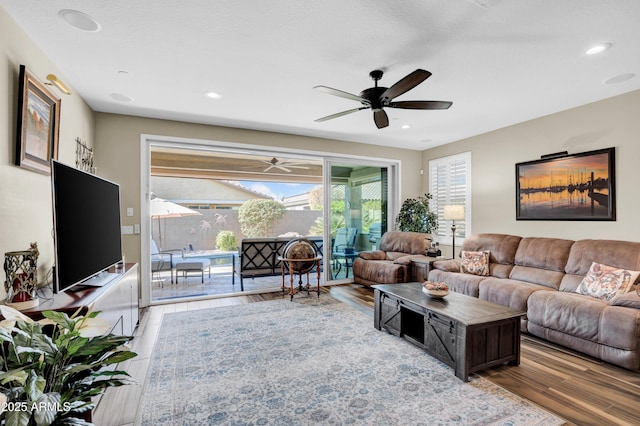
<box><xmin>443</xmin><ymin>205</ymin><xmax>465</xmax><ymax>259</ymax></box>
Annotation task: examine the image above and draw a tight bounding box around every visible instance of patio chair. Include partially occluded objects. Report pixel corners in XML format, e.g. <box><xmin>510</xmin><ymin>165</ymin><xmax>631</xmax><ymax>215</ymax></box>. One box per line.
<box><xmin>151</xmin><ymin>239</ymin><xmax>180</xmax><ymax>285</ymax></box>
<box><xmin>332</xmin><ymin>227</ymin><xmax>358</xmax><ymax>278</ymax></box>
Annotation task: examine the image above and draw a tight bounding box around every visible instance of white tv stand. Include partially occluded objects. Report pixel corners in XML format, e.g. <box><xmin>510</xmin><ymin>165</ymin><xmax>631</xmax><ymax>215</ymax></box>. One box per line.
<box><xmin>22</xmin><ymin>263</ymin><xmax>139</xmax><ymax>336</ymax></box>
<box><xmin>80</xmin><ymin>271</ymin><xmax>120</xmax><ymax>288</ymax></box>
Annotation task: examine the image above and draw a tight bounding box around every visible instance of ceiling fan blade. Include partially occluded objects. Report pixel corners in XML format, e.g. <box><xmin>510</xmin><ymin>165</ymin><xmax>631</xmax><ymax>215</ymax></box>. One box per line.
<box><xmin>314</xmin><ymin>86</ymin><xmax>369</xmax><ymax>104</ymax></box>
<box><xmin>280</xmin><ymin>161</ymin><xmax>309</xmax><ymax>169</ymax></box>
<box><xmin>314</xmin><ymin>107</ymin><xmax>368</xmax><ymax>122</ymax></box>
<box><xmin>275</xmin><ymin>166</ymin><xmax>291</xmax><ymax>172</ymax></box>
<box><xmin>373</xmin><ymin>109</ymin><xmax>389</xmax><ymax>129</ymax></box>
<box><xmin>381</xmin><ymin>69</ymin><xmax>432</xmax><ymax>101</ymax></box>
<box><xmin>388</xmin><ymin>100</ymin><xmax>452</xmax><ymax>110</ymax></box>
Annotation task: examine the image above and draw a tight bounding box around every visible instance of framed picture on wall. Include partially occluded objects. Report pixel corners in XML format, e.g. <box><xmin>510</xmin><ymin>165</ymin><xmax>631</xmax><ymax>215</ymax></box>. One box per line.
<box><xmin>515</xmin><ymin>147</ymin><xmax>616</xmax><ymax>221</ymax></box>
<box><xmin>15</xmin><ymin>64</ymin><xmax>61</xmax><ymax>174</ymax></box>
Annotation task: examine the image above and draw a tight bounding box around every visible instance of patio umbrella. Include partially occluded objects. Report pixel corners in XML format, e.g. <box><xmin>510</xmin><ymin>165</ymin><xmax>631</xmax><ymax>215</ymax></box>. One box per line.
<box><xmin>150</xmin><ymin>197</ymin><xmax>202</xmax><ymax>248</ymax></box>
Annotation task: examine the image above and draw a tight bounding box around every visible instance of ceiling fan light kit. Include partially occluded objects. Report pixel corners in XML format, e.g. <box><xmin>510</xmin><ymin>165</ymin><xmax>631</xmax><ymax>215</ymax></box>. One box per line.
<box><xmin>314</xmin><ymin>68</ymin><xmax>452</xmax><ymax>129</ymax></box>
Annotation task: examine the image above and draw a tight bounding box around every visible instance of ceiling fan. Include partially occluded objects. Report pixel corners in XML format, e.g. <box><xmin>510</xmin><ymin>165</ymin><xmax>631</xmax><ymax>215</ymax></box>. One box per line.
<box><xmin>260</xmin><ymin>157</ymin><xmax>310</xmax><ymax>173</ymax></box>
<box><xmin>314</xmin><ymin>69</ymin><xmax>452</xmax><ymax>129</ymax></box>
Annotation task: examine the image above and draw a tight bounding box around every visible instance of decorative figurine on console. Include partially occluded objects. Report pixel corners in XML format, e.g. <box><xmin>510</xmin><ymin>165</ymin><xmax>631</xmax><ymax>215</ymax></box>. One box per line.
<box><xmin>3</xmin><ymin>242</ymin><xmax>40</xmax><ymax>310</ymax></box>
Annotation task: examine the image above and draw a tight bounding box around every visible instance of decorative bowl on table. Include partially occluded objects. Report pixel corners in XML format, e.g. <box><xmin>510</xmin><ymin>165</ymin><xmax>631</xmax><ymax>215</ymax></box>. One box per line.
<box><xmin>422</xmin><ymin>281</ymin><xmax>449</xmax><ymax>298</ymax></box>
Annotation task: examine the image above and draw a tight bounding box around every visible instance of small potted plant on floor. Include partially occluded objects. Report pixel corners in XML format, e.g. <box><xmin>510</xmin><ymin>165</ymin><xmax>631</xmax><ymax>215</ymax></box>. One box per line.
<box><xmin>0</xmin><ymin>304</ymin><xmax>137</xmax><ymax>425</ymax></box>
<box><xmin>396</xmin><ymin>193</ymin><xmax>438</xmax><ymax>233</ymax></box>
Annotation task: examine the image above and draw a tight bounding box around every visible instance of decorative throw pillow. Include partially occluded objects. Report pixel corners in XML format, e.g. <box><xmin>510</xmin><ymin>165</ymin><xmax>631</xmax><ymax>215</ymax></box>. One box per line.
<box><xmin>460</xmin><ymin>250</ymin><xmax>490</xmax><ymax>276</ymax></box>
<box><xmin>576</xmin><ymin>262</ymin><xmax>640</xmax><ymax>302</ymax></box>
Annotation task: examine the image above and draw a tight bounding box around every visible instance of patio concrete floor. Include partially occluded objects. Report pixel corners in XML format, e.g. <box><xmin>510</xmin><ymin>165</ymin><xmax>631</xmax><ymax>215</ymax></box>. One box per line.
<box><xmin>151</xmin><ymin>263</ymin><xmax>341</xmax><ymax>302</ymax></box>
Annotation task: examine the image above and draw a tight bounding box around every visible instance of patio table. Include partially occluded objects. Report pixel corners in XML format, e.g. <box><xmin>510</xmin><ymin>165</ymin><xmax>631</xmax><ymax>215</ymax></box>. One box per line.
<box><xmin>179</xmin><ymin>250</ymin><xmax>237</xmax><ymax>287</ymax></box>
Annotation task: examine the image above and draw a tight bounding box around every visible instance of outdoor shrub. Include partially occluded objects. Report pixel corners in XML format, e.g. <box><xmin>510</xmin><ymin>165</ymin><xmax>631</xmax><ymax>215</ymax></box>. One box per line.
<box><xmin>308</xmin><ymin>214</ymin><xmax>345</xmax><ymax>237</ymax></box>
<box><xmin>216</xmin><ymin>230</ymin><xmax>238</xmax><ymax>251</ymax></box>
<box><xmin>238</xmin><ymin>199</ymin><xmax>286</xmax><ymax>237</ymax></box>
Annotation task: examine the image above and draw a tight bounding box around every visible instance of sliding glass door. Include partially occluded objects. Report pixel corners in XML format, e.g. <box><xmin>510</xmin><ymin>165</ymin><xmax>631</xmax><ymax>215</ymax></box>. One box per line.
<box><xmin>324</xmin><ymin>160</ymin><xmax>393</xmax><ymax>281</ymax></box>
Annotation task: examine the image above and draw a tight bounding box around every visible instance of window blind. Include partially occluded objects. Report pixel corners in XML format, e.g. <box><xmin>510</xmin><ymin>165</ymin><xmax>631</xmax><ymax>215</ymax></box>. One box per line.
<box><xmin>428</xmin><ymin>152</ymin><xmax>471</xmax><ymax>243</ymax></box>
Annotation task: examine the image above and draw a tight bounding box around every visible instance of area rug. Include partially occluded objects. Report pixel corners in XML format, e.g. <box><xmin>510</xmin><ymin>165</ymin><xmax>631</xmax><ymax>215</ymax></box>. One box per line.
<box><xmin>137</xmin><ymin>296</ymin><xmax>563</xmax><ymax>425</ymax></box>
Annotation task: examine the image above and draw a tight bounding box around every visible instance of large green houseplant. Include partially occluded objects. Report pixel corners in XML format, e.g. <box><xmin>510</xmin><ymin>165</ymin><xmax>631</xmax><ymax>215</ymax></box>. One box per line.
<box><xmin>395</xmin><ymin>193</ymin><xmax>438</xmax><ymax>234</ymax></box>
<box><xmin>0</xmin><ymin>304</ymin><xmax>137</xmax><ymax>426</ymax></box>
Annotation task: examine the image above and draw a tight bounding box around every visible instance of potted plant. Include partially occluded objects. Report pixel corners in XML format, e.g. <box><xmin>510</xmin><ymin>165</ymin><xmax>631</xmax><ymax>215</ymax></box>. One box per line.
<box><xmin>0</xmin><ymin>304</ymin><xmax>137</xmax><ymax>425</ymax></box>
<box><xmin>395</xmin><ymin>193</ymin><xmax>438</xmax><ymax>233</ymax></box>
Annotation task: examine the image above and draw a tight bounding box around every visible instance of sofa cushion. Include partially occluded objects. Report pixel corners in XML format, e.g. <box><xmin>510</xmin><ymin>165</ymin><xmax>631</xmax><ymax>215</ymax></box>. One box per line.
<box><xmin>610</xmin><ymin>290</ymin><xmax>640</xmax><ymax>309</ymax></box>
<box><xmin>391</xmin><ymin>255</ymin><xmax>414</xmax><ymax>266</ymax></box>
<box><xmin>432</xmin><ymin>259</ymin><xmax>460</xmax><ymax>273</ymax></box>
<box><xmin>386</xmin><ymin>251</ymin><xmax>409</xmax><ymax>261</ymax></box>
<box><xmin>428</xmin><ymin>268</ymin><xmax>486</xmax><ymax>297</ymax></box>
<box><xmin>479</xmin><ymin>278</ymin><xmax>548</xmax><ymax>314</ymax></box>
<box><xmin>379</xmin><ymin>231</ymin><xmax>432</xmax><ymax>255</ymax></box>
<box><xmin>352</xmin><ymin>258</ymin><xmax>408</xmax><ymax>285</ymax></box>
<box><xmin>459</xmin><ymin>233</ymin><xmax>522</xmax><ymax>278</ymax></box>
<box><xmin>508</xmin><ymin>237</ymin><xmax>573</xmax><ymax>290</ymax></box>
<box><xmin>561</xmin><ymin>239</ymin><xmax>640</xmax><ymax>292</ymax></box>
<box><xmin>575</xmin><ymin>262</ymin><xmax>639</xmax><ymax>302</ymax></box>
<box><xmin>514</xmin><ymin>237</ymin><xmax>574</xmax><ymax>271</ymax></box>
<box><xmin>358</xmin><ymin>250</ymin><xmax>386</xmax><ymax>261</ymax></box>
<box><xmin>527</xmin><ymin>291</ymin><xmax>640</xmax><ymax>353</ymax></box>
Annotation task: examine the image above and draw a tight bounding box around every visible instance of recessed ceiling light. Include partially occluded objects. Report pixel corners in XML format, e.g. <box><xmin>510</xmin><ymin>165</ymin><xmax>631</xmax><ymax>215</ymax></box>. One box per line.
<box><xmin>603</xmin><ymin>73</ymin><xmax>636</xmax><ymax>85</ymax></box>
<box><xmin>401</xmin><ymin>124</ymin><xmax>411</xmax><ymax>129</ymax></box>
<box><xmin>109</xmin><ymin>93</ymin><xmax>133</xmax><ymax>102</ymax></box>
<box><xmin>58</xmin><ymin>9</ymin><xmax>101</xmax><ymax>32</ymax></box>
<box><xmin>205</xmin><ymin>91</ymin><xmax>222</xmax><ymax>99</ymax></box>
<box><xmin>584</xmin><ymin>43</ymin><xmax>611</xmax><ymax>55</ymax></box>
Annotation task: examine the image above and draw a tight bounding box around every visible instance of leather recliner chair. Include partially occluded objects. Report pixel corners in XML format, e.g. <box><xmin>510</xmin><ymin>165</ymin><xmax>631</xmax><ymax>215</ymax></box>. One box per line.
<box><xmin>353</xmin><ymin>231</ymin><xmax>432</xmax><ymax>286</ymax></box>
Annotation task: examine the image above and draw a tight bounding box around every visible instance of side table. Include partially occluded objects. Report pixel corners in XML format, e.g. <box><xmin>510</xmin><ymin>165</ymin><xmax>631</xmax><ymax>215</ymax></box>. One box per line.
<box><xmin>278</xmin><ymin>256</ymin><xmax>322</xmax><ymax>300</ymax></box>
<box><xmin>410</xmin><ymin>256</ymin><xmax>451</xmax><ymax>282</ymax></box>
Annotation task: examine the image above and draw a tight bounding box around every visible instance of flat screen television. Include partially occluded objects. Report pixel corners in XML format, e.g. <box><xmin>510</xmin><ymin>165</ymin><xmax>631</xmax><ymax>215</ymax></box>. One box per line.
<box><xmin>51</xmin><ymin>160</ymin><xmax>123</xmax><ymax>293</ymax></box>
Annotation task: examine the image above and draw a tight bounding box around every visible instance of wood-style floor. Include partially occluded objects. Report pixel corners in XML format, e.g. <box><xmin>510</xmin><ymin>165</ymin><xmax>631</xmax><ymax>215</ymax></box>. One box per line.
<box><xmin>93</xmin><ymin>284</ymin><xmax>640</xmax><ymax>426</ymax></box>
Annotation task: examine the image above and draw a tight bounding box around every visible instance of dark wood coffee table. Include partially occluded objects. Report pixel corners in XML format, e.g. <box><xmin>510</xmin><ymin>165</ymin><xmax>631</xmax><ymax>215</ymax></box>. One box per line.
<box><xmin>373</xmin><ymin>282</ymin><xmax>524</xmax><ymax>381</ymax></box>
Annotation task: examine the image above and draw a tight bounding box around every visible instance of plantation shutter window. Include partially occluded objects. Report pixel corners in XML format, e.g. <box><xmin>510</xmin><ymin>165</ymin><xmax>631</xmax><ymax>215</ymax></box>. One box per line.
<box><xmin>428</xmin><ymin>152</ymin><xmax>471</xmax><ymax>245</ymax></box>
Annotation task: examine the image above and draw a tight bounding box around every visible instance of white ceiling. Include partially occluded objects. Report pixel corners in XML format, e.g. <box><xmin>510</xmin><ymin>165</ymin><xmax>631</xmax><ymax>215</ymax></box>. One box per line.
<box><xmin>2</xmin><ymin>0</ymin><xmax>640</xmax><ymax>150</ymax></box>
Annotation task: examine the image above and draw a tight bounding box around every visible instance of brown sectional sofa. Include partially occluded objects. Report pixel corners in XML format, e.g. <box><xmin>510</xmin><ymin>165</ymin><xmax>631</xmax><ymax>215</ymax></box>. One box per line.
<box><xmin>428</xmin><ymin>233</ymin><xmax>640</xmax><ymax>370</ymax></box>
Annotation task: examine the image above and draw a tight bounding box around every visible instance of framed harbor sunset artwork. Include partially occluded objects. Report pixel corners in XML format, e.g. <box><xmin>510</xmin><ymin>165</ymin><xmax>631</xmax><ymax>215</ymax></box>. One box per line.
<box><xmin>516</xmin><ymin>147</ymin><xmax>615</xmax><ymax>221</ymax></box>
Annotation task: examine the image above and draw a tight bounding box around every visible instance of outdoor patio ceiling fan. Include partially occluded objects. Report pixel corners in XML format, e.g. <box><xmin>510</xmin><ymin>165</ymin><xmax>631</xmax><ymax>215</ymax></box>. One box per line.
<box><xmin>260</xmin><ymin>157</ymin><xmax>309</xmax><ymax>173</ymax></box>
<box><xmin>314</xmin><ymin>69</ymin><xmax>452</xmax><ymax>129</ymax></box>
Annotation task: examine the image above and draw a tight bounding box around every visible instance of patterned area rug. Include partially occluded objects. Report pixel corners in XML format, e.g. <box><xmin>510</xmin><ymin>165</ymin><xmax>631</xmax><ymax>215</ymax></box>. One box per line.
<box><xmin>138</xmin><ymin>296</ymin><xmax>563</xmax><ymax>425</ymax></box>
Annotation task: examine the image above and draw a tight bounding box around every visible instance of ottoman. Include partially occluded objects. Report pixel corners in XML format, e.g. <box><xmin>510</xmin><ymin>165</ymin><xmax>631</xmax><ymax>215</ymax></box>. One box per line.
<box><xmin>174</xmin><ymin>258</ymin><xmax>211</xmax><ymax>283</ymax></box>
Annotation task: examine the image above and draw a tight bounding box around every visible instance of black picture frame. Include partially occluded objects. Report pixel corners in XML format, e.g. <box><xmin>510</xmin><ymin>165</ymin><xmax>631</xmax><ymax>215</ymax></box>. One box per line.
<box><xmin>516</xmin><ymin>147</ymin><xmax>616</xmax><ymax>221</ymax></box>
<box><xmin>15</xmin><ymin>64</ymin><xmax>61</xmax><ymax>174</ymax></box>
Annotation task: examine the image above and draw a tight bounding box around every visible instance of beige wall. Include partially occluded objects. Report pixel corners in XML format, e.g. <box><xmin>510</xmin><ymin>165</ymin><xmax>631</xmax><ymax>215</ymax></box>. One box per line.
<box><xmin>423</xmin><ymin>89</ymin><xmax>640</xmax><ymax>253</ymax></box>
<box><xmin>94</xmin><ymin>113</ymin><xmax>423</xmax><ymax>264</ymax></box>
<box><xmin>0</xmin><ymin>8</ymin><xmax>94</xmax><ymax>299</ymax></box>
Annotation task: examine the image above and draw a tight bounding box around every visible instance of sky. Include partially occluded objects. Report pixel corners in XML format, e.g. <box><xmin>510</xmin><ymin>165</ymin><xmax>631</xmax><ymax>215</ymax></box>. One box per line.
<box><xmin>239</xmin><ymin>181</ymin><xmax>319</xmax><ymax>201</ymax></box>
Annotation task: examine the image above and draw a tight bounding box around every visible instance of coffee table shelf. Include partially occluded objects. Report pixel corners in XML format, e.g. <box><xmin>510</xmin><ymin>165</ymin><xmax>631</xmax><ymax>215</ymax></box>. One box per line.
<box><xmin>373</xmin><ymin>282</ymin><xmax>524</xmax><ymax>381</ymax></box>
